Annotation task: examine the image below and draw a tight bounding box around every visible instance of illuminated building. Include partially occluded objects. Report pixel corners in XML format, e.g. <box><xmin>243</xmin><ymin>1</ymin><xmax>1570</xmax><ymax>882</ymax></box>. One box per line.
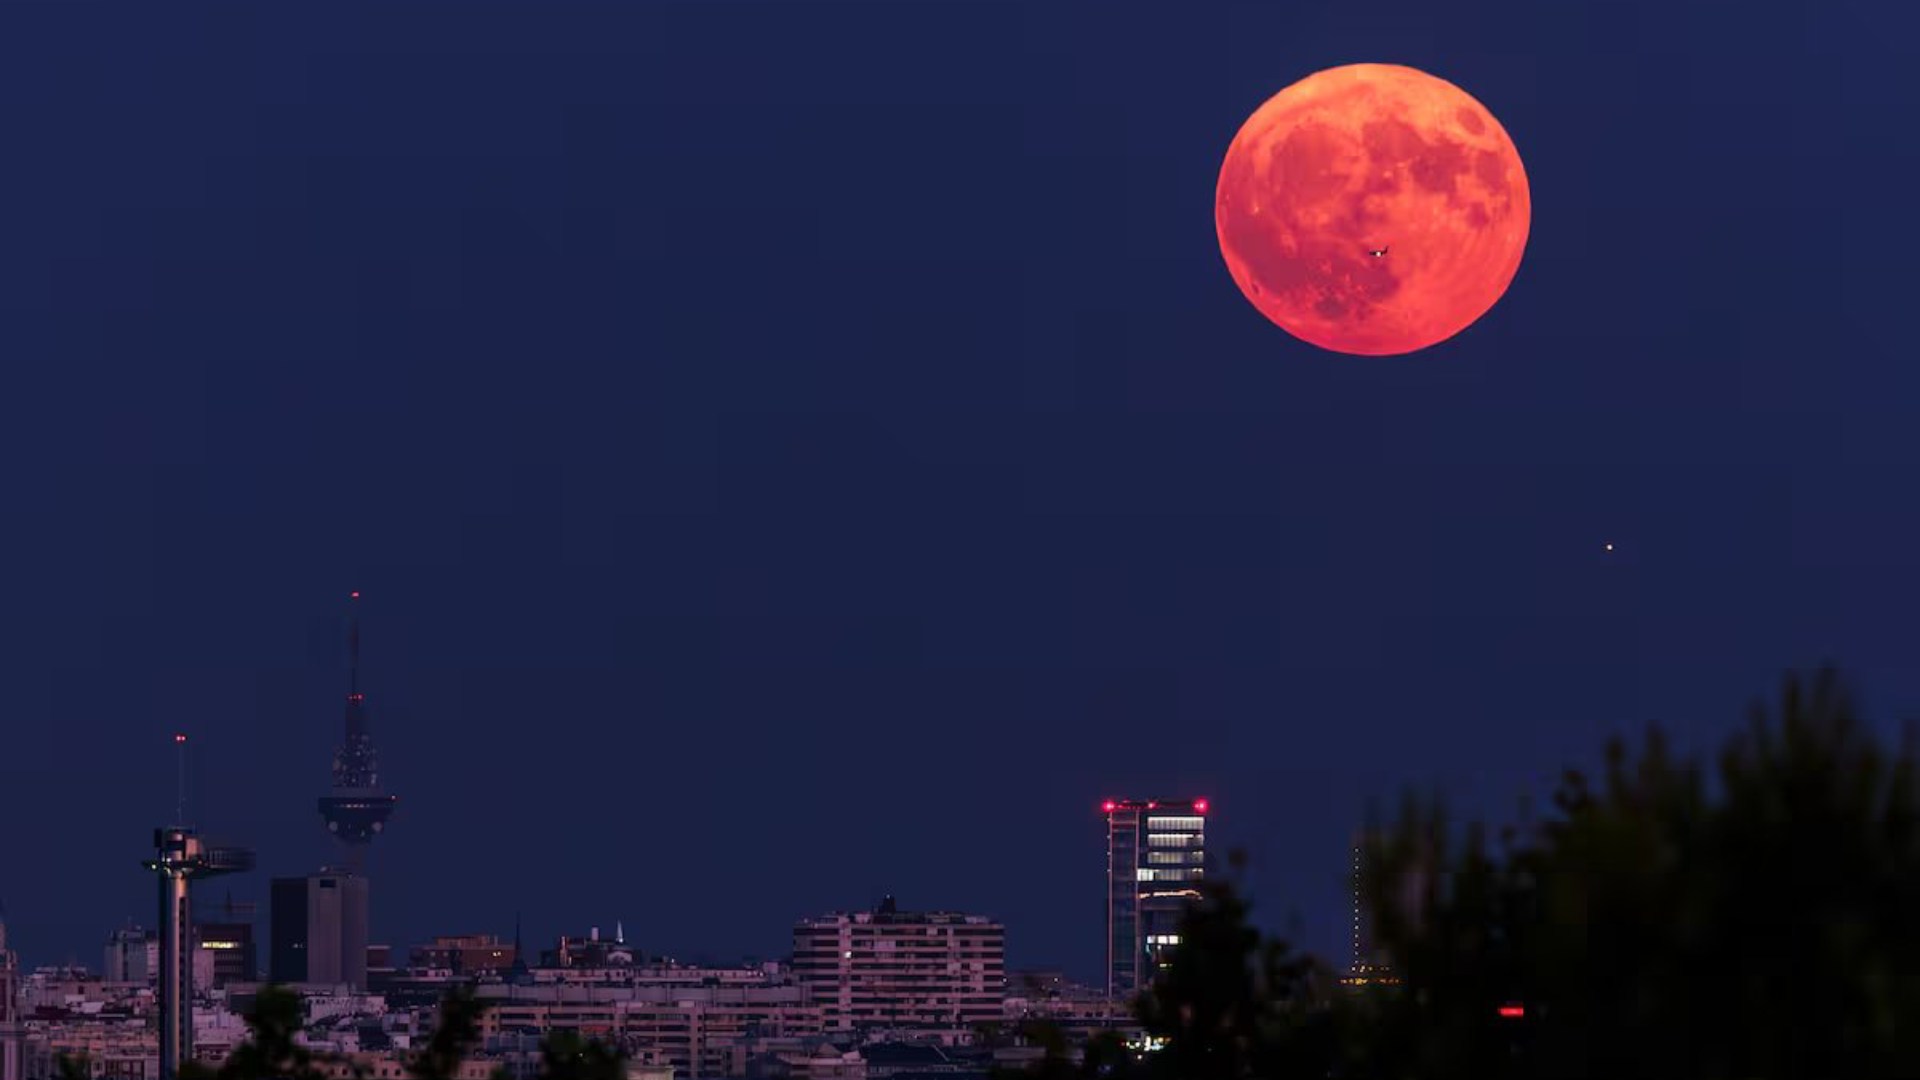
<box><xmin>198</xmin><ymin>897</ymin><xmax>259</xmax><ymax>988</ymax></box>
<box><xmin>104</xmin><ymin>924</ymin><xmax>219</xmax><ymax>990</ymax></box>
<box><xmin>1103</xmin><ymin>797</ymin><xmax>1208</xmax><ymax>1000</ymax></box>
<box><xmin>408</xmin><ymin>934</ymin><xmax>517</xmax><ymax>977</ymax></box>
<box><xmin>1336</xmin><ymin>841</ymin><xmax>1397</xmax><ymax>983</ymax></box>
<box><xmin>791</xmin><ymin>898</ymin><xmax>1006</xmax><ymax>1031</ymax></box>
<box><xmin>198</xmin><ymin>922</ymin><xmax>256</xmax><ymax>988</ymax></box>
<box><xmin>1341</xmin><ymin>843</ymin><xmax>1398</xmax><ymax>989</ymax></box>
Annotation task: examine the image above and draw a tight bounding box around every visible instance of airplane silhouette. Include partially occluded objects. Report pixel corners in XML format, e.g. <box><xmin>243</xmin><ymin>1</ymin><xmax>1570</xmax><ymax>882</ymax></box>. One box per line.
<box><xmin>1367</xmin><ymin>245</ymin><xmax>1389</xmax><ymax>258</ymax></box>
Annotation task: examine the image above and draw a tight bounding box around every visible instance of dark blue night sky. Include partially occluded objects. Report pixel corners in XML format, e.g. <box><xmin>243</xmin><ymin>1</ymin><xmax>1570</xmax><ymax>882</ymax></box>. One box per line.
<box><xmin>2</xmin><ymin>0</ymin><xmax>1917</xmax><ymax>979</ymax></box>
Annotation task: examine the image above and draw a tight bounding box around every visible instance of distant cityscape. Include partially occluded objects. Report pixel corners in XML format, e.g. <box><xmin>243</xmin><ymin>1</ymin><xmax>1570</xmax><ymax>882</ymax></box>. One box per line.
<box><xmin>0</xmin><ymin>598</ymin><xmax>1288</xmax><ymax>1080</ymax></box>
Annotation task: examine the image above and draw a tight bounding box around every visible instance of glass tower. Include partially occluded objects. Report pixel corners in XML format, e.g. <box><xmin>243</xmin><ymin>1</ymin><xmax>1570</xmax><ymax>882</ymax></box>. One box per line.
<box><xmin>1104</xmin><ymin>797</ymin><xmax>1208</xmax><ymax>1000</ymax></box>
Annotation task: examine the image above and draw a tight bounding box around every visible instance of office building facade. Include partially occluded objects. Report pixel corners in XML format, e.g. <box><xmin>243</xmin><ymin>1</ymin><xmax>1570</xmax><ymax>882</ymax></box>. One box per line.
<box><xmin>197</xmin><ymin>897</ymin><xmax>259</xmax><ymax>988</ymax></box>
<box><xmin>409</xmin><ymin>934</ymin><xmax>516</xmax><ymax>976</ymax></box>
<box><xmin>198</xmin><ymin>920</ymin><xmax>258</xmax><ymax>988</ymax></box>
<box><xmin>271</xmin><ymin>872</ymin><xmax>370</xmax><ymax>988</ymax></box>
<box><xmin>103</xmin><ymin>925</ymin><xmax>156</xmax><ymax>985</ymax></box>
<box><xmin>1104</xmin><ymin>797</ymin><xmax>1208</xmax><ymax>1000</ymax></box>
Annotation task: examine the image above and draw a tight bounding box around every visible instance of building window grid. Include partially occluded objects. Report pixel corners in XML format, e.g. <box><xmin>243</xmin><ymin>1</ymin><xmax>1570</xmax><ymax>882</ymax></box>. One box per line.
<box><xmin>1110</xmin><ymin>802</ymin><xmax>1209</xmax><ymax>1002</ymax></box>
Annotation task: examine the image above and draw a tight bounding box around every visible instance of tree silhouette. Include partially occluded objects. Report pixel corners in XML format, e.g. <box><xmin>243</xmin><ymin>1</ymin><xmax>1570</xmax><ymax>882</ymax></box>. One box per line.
<box><xmin>533</xmin><ymin>1031</ymin><xmax>625</xmax><ymax>1080</ymax></box>
<box><xmin>408</xmin><ymin>987</ymin><xmax>491</xmax><ymax>1080</ymax></box>
<box><xmin>1130</xmin><ymin>852</ymin><xmax>1352</xmax><ymax>1080</ymax></box>
<box><xmin>983</xmin><ymin>1019</ymin><xmax>1135</xmax><ymax>1080</ymax></box>
<box><xmin>997</xmin><ymin>667</ymin><xmax>1920</xmax><ymax>1080</ymax></box>
<box><xmin>173</xmin><ymin>986</ymin><xmax>334</xmax><ymax>1080</ymax></box>
<box><xmin>1359</xmin><ymin>666</ymin><xmax>1920</xmax><ymax>1079</ymax></box>
<box><xmin>75</xmin><ymin>982</ymin><xmax>621</xmax><ymax>1080</ymax></box>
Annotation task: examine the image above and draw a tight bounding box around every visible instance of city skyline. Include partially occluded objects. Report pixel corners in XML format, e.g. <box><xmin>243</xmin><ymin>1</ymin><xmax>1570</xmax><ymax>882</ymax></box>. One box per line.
<box><xmin>5</xmin><ymin>598</ymin><xmax>1245</xmax><ymax>981</ymax></box>
<box><xmin>3</xmin><ymin>0</ymin><xmax>1916</xmax><ymax>996</ymax></box>
<box><xmin>14</xmin><ymin>670</ymin><xmax>1226</xmax><ymax>991</ymax></box>
<box><xmin>2</xmin><ymin>893</ymin><xmax>1114</xmax><ymax>1080</ymax></box>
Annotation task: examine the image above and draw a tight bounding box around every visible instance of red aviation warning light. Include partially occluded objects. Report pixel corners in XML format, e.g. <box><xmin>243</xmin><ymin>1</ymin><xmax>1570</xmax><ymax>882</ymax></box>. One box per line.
<box><xmin>1101</xmin><ymin>801</ymin><xmax>1117</xmax><ymax>813</ymax></box>
<box><xmin>173</xmin><ymin>733</ymin><xmax>188</xmax><ymax>744</ymax></box>
<box><xmin>1194</xmin><ymin>798</ymin><xmax>1210</xmax><ymax>814</ymax></box>
<box><xmin>1497</xmin><ymin>1004</ymin><xmax>1525</xmax><ymax>1019</ymax></box>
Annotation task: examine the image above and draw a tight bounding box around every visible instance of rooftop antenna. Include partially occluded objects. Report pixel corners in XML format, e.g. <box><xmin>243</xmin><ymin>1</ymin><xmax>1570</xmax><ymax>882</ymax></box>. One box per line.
<box><xmin>173</xmin><ymin>733</ymin><xmax>189</xmax><ymax>827</ymax></box>
<box><xmin>348</xmin><ymin>590</ymin><xmax>362</xmax><ymax>700</ymax></box>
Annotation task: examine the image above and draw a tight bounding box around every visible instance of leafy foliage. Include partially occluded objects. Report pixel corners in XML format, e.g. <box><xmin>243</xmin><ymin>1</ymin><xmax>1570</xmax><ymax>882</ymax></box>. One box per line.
<box><xmin>1133</xmin><ymin>852</ymin><xmax>1339</xmax><ymax>1080</ymax></box>
<box><xmin>1360</xmin><ymin>666</ymin><xmax>1920</xmax><ymax>1078</ymax></box>
<box><xmin>180</xmin><ymin>986</ymin><xmax>328</xmax><ymax>1080</ymax></box>
<box><xmin>67</xmin><ymin>982</ymin><xmax>624</xmax><ymax>1080</ymax></box>
<box><xmin>982</xmin><ymin>1020</ymin><xmax>1132</xmax><ymax>1080</ymax></box>
<box><xmin>533</xmin><ymin>1031</ymin><xmax>625</xmax><ymax>1080</ymax></box>
<box><xmin>67</xmin><ymin>667</ymin><xmax>1920</xmax><ymax>1080</ymax></box>
<box><xmin>999</xmin><ymin>666</ymin><xmax>1920</xmax><ymax>1080</ymax></box>
<box><xmin>409</xmin><ymin>987</ymin><xmax>492</xmax><ymax>1080</ymax></box>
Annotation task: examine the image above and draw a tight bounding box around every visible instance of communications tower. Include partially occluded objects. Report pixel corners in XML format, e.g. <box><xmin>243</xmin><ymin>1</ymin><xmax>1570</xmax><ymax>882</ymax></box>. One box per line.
<box><xmin>143</xmin><ymin>736</ymin><xmax>253</xmax><ymax>1080</ymax></box>
<box><xmin>317</xmin><ymin>591</ymin><xmax>398</xmax><ymax>864</ymax></box>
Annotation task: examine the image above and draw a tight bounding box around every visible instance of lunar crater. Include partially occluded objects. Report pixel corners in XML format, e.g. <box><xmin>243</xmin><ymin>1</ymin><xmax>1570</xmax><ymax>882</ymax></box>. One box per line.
<box><xmin>1215</xmin><ymin>63</ymin><xmax>1531</xmax><ymax>355</ymax></box>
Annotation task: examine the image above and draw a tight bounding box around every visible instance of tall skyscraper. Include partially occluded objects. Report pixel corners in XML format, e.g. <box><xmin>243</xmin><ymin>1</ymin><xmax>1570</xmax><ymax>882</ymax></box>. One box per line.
<box><xmin>1349</xmin><ymin>844</ymin><xmax>1369</xmax><ymax>977</ymax></box>
<box><xmin>270</xmin><ymin>872</ymin><xmax>369</xmax><ymax>988</ymax></box>
<box><xmin>1103</xmin><ymin>797</ymin><xmax>1208</xmax><ymax>1001</ymax></box>
<box><xmin>1</xmin><ymin>904</ymin><xmax>24</xmax><ymax>1080</ymax></box>
<box><xmin>1344</xmin><ymin>835</ymin><xmax>1408</xmax><ymax>988</ymax></box>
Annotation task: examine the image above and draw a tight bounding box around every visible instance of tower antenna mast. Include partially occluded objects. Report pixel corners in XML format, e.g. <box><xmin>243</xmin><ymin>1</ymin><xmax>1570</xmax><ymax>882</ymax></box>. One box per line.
<box><xmin>318</xmin><ymin>588</ymin><xmax>396</xmax><ymax>862</ymax></box>
<box><xmin>173</xmin><ymin>733</ymin><xmax>189</xmax><ymax>827</ymax></box>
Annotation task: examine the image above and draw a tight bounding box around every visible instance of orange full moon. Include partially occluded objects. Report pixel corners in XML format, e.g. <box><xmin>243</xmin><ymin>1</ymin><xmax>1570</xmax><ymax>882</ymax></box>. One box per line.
<box><xmin>1215</xmin><ymin>64</ymin><xmax>1530</xmax><ymax>356</ymax></box>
